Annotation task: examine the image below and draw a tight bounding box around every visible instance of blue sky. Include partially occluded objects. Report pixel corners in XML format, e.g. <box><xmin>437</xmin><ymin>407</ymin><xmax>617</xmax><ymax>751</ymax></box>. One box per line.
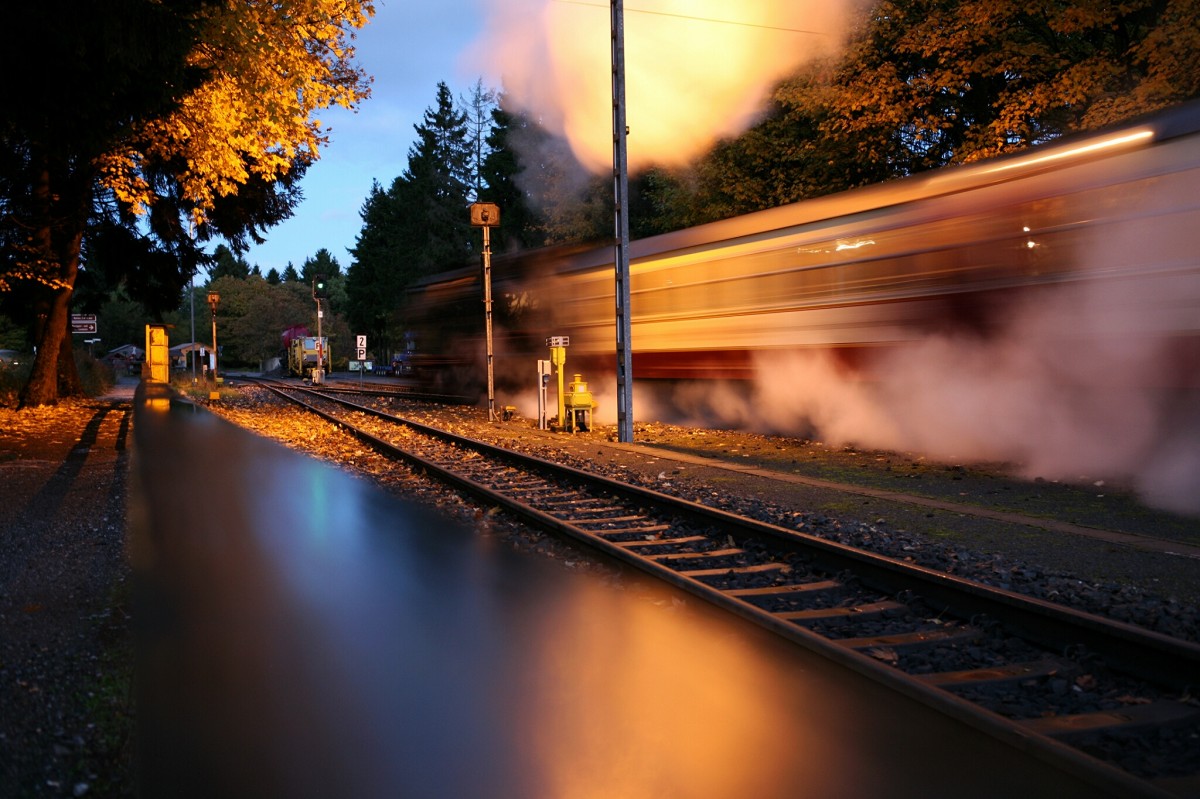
<box><xmin>240</xmin><ymin>0</ymin><xmax>490</xmax><ymax>275</ymax></box>
<box><xmin>237</xmin><ymin>0</ymin><xmax>849</xmax><ymax>275</ymax></box>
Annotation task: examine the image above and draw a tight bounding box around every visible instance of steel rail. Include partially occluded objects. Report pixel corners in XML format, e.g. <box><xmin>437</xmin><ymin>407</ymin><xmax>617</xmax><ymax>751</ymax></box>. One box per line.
<box><xmin>304</xmin><ymin>380</ymin><xmax>475</xmax><ymax>405</ymax></box>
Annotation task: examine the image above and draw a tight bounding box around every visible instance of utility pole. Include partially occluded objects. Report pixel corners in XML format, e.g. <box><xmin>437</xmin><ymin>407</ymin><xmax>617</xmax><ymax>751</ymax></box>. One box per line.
<box><xmin>207</xmin><ymin>291</ymin><xmax>220</xmax><ymax>400</ymax></box>
<box><xmin>611</xmin><ymin>0</ymin><xmax>634</xmax><ymax>443</ymax></box>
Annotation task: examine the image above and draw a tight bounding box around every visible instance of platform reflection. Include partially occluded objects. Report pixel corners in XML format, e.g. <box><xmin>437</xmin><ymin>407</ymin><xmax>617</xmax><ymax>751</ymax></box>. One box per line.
<box><xmin>131</xmin><ymin>388</ymin><xmax>1100</xmax><ymax>798</ymax></box>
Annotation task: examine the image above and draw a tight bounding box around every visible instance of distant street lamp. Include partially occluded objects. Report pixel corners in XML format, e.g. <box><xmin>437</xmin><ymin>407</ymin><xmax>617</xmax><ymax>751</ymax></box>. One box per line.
<box><xmin>207</xmin><ymin>291</ymin><xmax>220</xmax><ymax>385</ymax></box>
<box><xmin>84</xmin><ymin>337</ymin><xmax>101</xmax><ymax>357</ymax></box>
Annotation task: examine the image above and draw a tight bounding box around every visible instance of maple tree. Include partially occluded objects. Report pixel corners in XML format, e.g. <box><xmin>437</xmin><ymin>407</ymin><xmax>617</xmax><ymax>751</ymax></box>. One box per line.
<box><xmin>0</xmin><ymin>0</ymin><xmax>373</xmax><ymax>406</ymax></box>
<box><xmin>812</xmin><ymin>0</ymin><xmax>1200</xmax><ymax>170</ymax></box>
<box><xmin>633</xmin><ymin>0</ymin><xmax>1200</xmax><ymax>234</ymax></box>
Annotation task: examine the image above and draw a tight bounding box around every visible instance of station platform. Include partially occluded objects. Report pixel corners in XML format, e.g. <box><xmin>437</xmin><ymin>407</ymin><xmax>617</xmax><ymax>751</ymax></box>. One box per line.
<box><xmin>129</xmin><ymin>382</ymin><xmax>1106</xmax><ymax>798</ymax></box>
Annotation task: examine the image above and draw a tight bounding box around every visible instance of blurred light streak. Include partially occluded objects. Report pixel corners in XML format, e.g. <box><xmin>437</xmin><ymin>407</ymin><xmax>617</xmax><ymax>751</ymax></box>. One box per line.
<box><xmin>835</xmin><ymin>239</ymin><xmax>876</xmax><ymax>251</ymax></box>
<box><xmin>982</xmin><ymin>130</ymin><xmax>1154</xmax><ymax>174</ymax></box>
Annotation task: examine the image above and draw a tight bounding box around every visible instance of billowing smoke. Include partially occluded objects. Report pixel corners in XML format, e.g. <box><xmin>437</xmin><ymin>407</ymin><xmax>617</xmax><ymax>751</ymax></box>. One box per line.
<box><xmin>664</xmin><ymin>257</ymin><xmax>1200</xmax><ymax>516</ymax></box>
<box><xmin>503</xmin><ymin>269</ymin><xmax>1199</xmax><ymax>515</ymax></box>
<box><xmin>468</xmin><ymin>0</ymin><xmax>852</xmax><ymax>173</ymax></box>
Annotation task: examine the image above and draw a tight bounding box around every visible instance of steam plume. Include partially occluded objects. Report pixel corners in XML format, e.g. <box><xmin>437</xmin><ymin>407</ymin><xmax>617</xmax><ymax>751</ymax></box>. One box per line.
<box><xmin>468</xmin><ymin>0</ymin><xmax>851</xmax><ymax>172</ymax></box>
<box><xmin>675</xmin><ymin>265</ymin><xmax>1200</xmax><ymax>516</ymax></box>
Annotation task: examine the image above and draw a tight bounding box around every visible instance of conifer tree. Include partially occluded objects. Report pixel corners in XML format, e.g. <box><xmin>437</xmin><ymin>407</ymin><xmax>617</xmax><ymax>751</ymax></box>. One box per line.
<box><xmin>210</xmin><ymin>244</ymin><xmax>252</xmax><ymax>281</ymax></box>
<box><xmin>301</xmin><ymin>248</ymin><xmax>343</xmax><ymax>283</ymax></box>
<box><xmin>479</xmin><ymin>96</ymin><xmax>541</xmax><ymax>252</ymax></box>
<box><xmin>401</xmin><ymin>81</ymin><xmax>475</xmax><ymax>276</ymax></box>
<box><xmin>460</xmin><ymin>79</ymin><xmax>498</xmax><ymax>202</ymax></box>
<box><xmin>346</xmin><ymin>180</ymin><xmax>407</xmax><ymax>360</ymax></box>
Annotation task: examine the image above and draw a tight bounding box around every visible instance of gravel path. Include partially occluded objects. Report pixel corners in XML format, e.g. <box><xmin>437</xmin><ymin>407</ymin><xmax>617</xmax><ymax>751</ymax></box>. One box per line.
<box><xmin>0</xmin><ymin>386</ymin><xmax>135</xmax><ymax>798</ymax></box>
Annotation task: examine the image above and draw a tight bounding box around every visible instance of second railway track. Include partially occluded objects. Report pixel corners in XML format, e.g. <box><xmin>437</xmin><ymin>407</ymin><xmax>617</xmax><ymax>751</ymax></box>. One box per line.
<box><xmin>243</xmin><ymin>378</ymin><xmax>1200</xmax><ymax>798</ymax></box>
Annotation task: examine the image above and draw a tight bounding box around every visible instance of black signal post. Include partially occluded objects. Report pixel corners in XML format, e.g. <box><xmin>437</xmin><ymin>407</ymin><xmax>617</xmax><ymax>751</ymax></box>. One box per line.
<box><xmin>470</xmin><ymin>202</ymin><xmax>500</xmax><ymax>421</ymax></box>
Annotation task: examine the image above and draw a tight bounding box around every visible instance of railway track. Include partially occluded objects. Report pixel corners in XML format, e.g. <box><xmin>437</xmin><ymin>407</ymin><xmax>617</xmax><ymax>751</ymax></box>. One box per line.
<box><xmin>318</xmin><ymin>377</ymin><xmax>475</xmax><ymax>405</ymax></box>
<box><xmin>247</xmin><ymin>378</ymin><xmax>1200</xmax><ymax>798</ymax></box>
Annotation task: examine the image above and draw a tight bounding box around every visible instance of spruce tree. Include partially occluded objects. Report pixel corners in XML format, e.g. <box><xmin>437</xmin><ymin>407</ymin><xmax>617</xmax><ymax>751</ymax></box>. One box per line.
<box><xmin>460</xmin><ymin>79</ymin><xmax>497</xmax><ymax>202</ymax></box>
<box><xmin>400</xmin><ymin>81</ymin><xmax>475</xmax><ymax>276</ymax></box>
<box><xmin>346</xmin><ymin>179</ymin><xmax>408</xmax><ymax>360</ymax></box>
<box><xmin>210</xmin><ymin>244</ymin><xmax>251</xmax><ymax>280</ymax></box>
<box><xmin>479</xmin><ymin>95</ymin><xmax>540</xmax><ymax>252</ymax></box>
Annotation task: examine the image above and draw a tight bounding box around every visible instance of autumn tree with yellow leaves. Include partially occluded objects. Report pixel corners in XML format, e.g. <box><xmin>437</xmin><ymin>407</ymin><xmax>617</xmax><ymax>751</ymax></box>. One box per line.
<box><xmin>0</xmin><ymin>0</ymin><xmax>373</xmax><ymax>406</ymax></box>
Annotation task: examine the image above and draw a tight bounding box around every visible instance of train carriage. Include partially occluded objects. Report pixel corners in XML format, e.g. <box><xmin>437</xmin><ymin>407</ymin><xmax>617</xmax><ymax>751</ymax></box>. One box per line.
<box><xmin>408</xmin><ymin>100</ymin><xmax>1200</xmax><ymax>399</ymax></box>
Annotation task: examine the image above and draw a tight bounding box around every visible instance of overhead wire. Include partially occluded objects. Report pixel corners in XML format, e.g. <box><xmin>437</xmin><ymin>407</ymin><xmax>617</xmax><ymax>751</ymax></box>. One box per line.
<box><xmin>551</xmin><ymin>0</ymin><xmax>827</xmax><ymax>37</ymax></box>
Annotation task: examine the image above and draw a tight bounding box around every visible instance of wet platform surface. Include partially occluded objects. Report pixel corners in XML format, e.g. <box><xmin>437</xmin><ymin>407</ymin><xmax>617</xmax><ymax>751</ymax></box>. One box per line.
<box><xmin>130</xmin><ymin>384</ymin><xmax>1106</xmax><ymax>798</ymax></box>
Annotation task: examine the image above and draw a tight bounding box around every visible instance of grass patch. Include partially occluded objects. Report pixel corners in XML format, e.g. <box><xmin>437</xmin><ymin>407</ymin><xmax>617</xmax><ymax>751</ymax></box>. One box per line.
<box><xmin>171</xmin><ymin>375</ymin><xmax>239</xmax><ymax>401</ymax></box>
<box><xmin>818</xmin><ymin>500</ymin><xmax>859</xmax><ymax>515</ymax></box>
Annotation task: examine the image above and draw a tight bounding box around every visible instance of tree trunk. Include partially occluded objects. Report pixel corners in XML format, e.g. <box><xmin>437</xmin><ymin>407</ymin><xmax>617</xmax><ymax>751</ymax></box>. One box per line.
<box><xmin>20</xmin><ymin>270</ymin><xmax>80</xmax><ymax>407</ymax></box>
<box><xmin>58</xmin><ymin>326</ymin><xmax>83</xmax><ymax>397</ymax></box>
<box><xmin>18</xmin><ymin>160</ymin><xmax>87</xmax><ymax>407</ymax></box>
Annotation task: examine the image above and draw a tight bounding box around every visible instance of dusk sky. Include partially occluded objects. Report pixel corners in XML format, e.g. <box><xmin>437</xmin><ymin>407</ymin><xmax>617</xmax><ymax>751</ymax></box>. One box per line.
<box><xmin>239</xmin><ymin>0</ymin><xmax>847</xmax><ymax>275</ymax></box>
<box><xmin>240</xmin><ymin>0</ymin><xmax>491</xmax><ymax>275</ymax></box>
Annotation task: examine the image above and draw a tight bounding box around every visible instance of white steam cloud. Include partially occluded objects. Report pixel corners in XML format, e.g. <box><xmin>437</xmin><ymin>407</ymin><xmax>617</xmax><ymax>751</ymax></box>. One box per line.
<box><xmin>468</xmin><ymin>0</ymin><xmax>851</xmax><ymax>172</ymax></box>
<box><xmin>666</xmin><ymin>253</ymin><xmax>1200</xmax><ymax>516</ymax></box>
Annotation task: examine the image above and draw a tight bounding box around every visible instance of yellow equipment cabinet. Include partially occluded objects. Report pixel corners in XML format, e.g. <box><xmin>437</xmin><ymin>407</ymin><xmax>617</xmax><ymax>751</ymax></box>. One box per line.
<box><xmin>145</xmin><ymin>324</ymin><xmax>169</xmax><ymax>383</ymax></box>
<box><xmin>563</xmin><ymin>373</ymin><xmax>593</xmax><ymax>433</ymax></box>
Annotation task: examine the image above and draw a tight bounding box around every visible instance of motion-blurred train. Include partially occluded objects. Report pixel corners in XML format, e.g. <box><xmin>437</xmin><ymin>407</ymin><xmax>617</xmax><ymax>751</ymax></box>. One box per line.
<box><xmin>405</xmin><ymin>101</ymin><xmax>1200</xmax><ymax>415</ymax></box>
